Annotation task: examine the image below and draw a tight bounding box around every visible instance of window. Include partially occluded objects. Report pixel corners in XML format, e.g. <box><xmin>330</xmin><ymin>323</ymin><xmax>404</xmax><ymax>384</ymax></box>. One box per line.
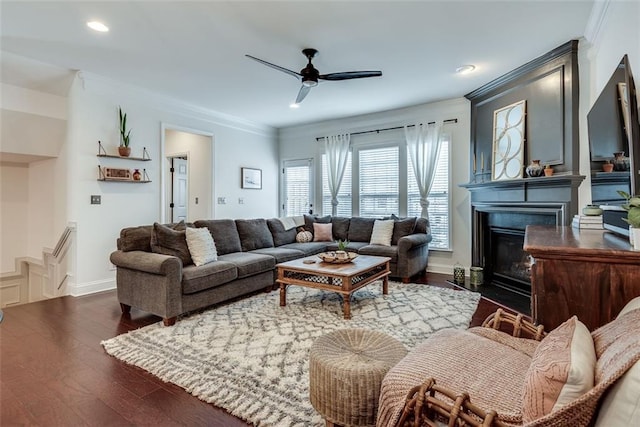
<box><xmin>359</xmin><ymin>146</ymin><xmax>399</xmax><ymax>218</ymax></box>
<box><xmin>408</xmin><ymin>138</ymin><xmax>450</xmax><ymax>249</ymax></box>
<box><xmin>319</xmin><ymin>134</ymin><xmax>451</xmax><ymax>250</ymax></box>
<box><xmin>321</xmin><ymin>152</ymin><xmax>352</xmax><ymax>217</ymax></box>
<box><xmin>282</xmin><ymin>159</ymin><xmax>312</xmax><ymax>216</ymax></box>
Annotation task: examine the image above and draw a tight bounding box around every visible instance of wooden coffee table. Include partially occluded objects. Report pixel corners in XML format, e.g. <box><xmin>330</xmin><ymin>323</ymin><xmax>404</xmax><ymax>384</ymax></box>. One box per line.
<box><xmin>276</xmin><ymin>254</ymin><xmax>391</xmax><ymax>319</ymax></box>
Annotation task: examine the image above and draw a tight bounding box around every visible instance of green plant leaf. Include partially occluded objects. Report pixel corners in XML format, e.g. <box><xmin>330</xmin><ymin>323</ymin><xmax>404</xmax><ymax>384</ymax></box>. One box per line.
<box><xmin>628</xmin><ymin>197</ymin><xmax>640</xmax><ymax>207</ymax></box>
<box><xmin>617</xmin><ymin>190</ymin><xmax>631</xmax><ymax>200</ymax></box>
<box><xmin>627</xmin><ymin>208</ymin><xmax>640</xmax><ymax>228</ymax></box>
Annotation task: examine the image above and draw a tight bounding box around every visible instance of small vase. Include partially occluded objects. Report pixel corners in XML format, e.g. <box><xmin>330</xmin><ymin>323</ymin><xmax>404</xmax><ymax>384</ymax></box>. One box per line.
<box><xmin>118</xmin><ymin>146</ymin><xmax>131</xmax><ymax>157</ymax></box>
<box><xmin>631</xmin><ymin>227</ymin><xmax>640</xmax><ymax>251</ymax></box>
<box><xmin>612</xmin><ymin>152</ymin><xmax>630</xmax><ymax>171</ymax></box>
<box><xmin>132</xmin><ymin>169</ymin><xmax>141</xmax><ymax>181</ymax></box>
<box><xmin>544</xmin><ymin>167</ymin><xmax>554</xmax><ymax>177</ymax></box>
<box><xmin>602</xmin><ymin>162</ymin><xmax>614</xmax><ymax>173</ymax></box>
<box><xmin>526</xmin><ymin>160</ymin><xmax>544</xmax><ymax>178</ymax></box>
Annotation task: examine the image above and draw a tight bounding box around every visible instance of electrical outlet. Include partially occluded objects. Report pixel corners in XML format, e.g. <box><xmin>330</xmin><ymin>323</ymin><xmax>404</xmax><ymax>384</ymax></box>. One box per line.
<box><xmin>217</xmin><ymin>197</ymin><xmax>226</xmax><ymax>204</ymax></box>
<box><xmin>195</xmin><ymin>197</ymin><xmax>199</xmax><ymax>205</ymax></box>
<box><xmin>238</xmin><ymin>198</ymin><xmax>244</xmax><ymax>204</ymax></box>
<box><xmin>91</xmin><ymin>195</ymin><xmax>101</xmax><ymax>205</ymax></box>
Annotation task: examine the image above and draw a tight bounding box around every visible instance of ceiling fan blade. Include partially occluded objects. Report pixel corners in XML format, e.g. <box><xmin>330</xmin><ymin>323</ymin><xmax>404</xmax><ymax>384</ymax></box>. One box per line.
<box><xmin>295</xmin><ymin>85</ymin><xmax>311</xmax><ymax>104</ymax></box>
<box><xmin>245</xmin><ymin>54</ymin><xmax>301</xmax><ymax>79</ymax></box>
<box><xmin>319</xmin><ymin>71</ymin><xmax>382</xmax><ymax>81</ymax></box>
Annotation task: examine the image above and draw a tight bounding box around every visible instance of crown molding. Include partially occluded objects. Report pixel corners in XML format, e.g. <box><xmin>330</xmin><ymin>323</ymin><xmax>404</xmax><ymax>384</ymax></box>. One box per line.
<box><xmin>583</xmin><ymin>0</ymin><xmax>611</xmax><ymax>55</ymax></box>
<box><xmin>76</xmin><ymin>71</ymin><xmax>276</xmax><ymax>137</ymax></box>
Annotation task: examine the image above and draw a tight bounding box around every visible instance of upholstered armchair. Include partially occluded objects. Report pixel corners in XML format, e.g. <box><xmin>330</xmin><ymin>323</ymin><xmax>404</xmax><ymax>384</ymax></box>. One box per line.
<box><xmin>377</xmin><ymin>300</ymin><xmax>640</xmax><ymax>427</ymax></box>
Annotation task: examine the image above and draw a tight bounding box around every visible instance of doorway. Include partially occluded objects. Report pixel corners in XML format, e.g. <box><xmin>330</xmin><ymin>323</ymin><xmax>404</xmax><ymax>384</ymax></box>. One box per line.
<box><xmin>162</xmin><ymin>126</ymin><xmax>214</xmax><ymax>223</ymax></box>
<box><xmin>168</xmin><ymin>156</ymin><xmax>188</xmax><ymax>222</ymax></box>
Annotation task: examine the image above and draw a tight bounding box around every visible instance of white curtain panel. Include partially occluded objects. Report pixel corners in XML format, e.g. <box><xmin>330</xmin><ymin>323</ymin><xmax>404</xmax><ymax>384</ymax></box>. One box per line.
<box><xmin>405</xmin><ymin>122</ymin><xmax>443</xmax><ymax>219</ymax></box>
<box><xmin>324</xmin><ymin>133</ymin><xmax>351</xmax><ymax>216</ymax></box>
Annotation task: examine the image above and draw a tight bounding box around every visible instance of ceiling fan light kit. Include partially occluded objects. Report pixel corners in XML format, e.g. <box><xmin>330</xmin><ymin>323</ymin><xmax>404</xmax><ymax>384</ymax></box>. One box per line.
<box><xmin>246</xmin><ymin>48</ymin><xmax>382</xmax><ymax>104</ymax></box>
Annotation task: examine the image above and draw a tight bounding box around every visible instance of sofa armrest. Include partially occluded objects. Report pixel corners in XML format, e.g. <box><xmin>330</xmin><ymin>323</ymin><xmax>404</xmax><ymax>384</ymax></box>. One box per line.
<box><xmin>397</xmin><ymin>233</ymin><xmax>432</xmax><ymax>252</ymax></box>
<box><xmin>396</xmin><ymin>377</ymin><xmax>508</xmax><ymax>427</ymax></box>
<box><xmin>110</xmin><ymin>250</ymin><xmax>182</xmax><ymax>277</ymax></box>
<box><xmin>482</xmin><ymin>308</ymin><xmax>546</xmax><ymax>341</ymax></box>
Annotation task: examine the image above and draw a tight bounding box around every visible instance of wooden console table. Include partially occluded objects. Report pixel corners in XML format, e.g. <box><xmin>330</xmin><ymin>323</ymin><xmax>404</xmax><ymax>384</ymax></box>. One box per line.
<box><xmin>524</xmin><ymin>225</ymin><xmax>640</xmax><ymax>331</ymax></box>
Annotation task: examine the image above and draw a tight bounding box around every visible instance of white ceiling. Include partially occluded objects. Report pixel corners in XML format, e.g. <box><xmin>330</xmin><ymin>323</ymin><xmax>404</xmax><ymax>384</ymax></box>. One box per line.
<box><xmin>0</xmin><ymin>1</ymin><xmax>595</xmax><ymax>129</ymax></box>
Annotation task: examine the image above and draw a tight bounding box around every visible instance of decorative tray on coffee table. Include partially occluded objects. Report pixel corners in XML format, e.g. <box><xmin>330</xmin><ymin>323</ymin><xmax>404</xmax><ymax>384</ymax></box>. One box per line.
<box><xmin>317</xmin><ymin>252</ymin><xmax>358</xmax><ymax>264</ymax></box>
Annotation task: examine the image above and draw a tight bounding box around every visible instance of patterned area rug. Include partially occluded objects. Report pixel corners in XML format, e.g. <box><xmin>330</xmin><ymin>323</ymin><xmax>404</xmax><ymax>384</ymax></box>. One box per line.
<box><xmin>101</xmin><ymin>282</ymin><xmax>480</xmax><ymax>427</ymax></box>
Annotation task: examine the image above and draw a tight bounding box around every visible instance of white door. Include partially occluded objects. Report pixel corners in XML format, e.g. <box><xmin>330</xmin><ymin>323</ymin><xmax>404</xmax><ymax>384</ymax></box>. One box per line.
<box><xmin>282</xmin><ymin>159</ymin><xmax>313</xmax><ymax>216</ymax></box>
<box><xmin>171</xmin><ymin>157</ymin><xmax>188</xmax><ymax>222</ymax></box>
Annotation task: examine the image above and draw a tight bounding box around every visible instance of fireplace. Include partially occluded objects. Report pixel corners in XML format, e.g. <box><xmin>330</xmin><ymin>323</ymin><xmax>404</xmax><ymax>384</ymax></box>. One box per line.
<box><xmin>467</xmin><ymin>198</ymin><xmax>574</xmax><ymax>307</ymax></box>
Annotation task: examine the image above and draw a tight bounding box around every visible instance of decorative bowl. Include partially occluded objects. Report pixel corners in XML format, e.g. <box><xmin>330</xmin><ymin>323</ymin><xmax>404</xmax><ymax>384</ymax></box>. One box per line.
<box><xmin>317</xmin><ymin>251</ymin><xmax>358</xmax><ymax>264</ymax></box>
<box><xmin>582</xmin><ymin>205</ymin><xmax>603</xmax><ymax>216</ymax></box>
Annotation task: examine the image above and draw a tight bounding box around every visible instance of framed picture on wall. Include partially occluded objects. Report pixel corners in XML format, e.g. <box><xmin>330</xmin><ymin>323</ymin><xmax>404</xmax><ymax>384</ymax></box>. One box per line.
<box><xmin>241</xmin><ymin>167</ymin><xmax>262</xmax><ymax>189</ymax></box>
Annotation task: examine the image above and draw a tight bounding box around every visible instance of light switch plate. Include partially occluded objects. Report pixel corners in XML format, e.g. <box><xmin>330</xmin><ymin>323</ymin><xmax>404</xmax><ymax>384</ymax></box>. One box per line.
<box><xmin>217</xmin><ymin>197</ymin><xmax>226</xmax><ymax>204</ymax></box>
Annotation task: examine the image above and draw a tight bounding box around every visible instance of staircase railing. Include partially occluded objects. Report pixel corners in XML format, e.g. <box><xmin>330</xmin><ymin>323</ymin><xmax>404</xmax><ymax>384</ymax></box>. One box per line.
<box><xmin>0</xmin><ymin>223</ymin><xmax>76</xmax><ymax>308</ymax></box>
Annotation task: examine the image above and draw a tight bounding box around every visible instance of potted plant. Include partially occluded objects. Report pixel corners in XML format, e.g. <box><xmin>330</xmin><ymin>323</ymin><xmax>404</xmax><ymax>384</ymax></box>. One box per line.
<box><xmin>335</xmin><ymin>239</ymin><xmax>350</xmax><ymax>259</ymax></box>
<box><xmin>602</xmin><ymin>160</ymin><xmax>614</xmax><ymax>173</ymax></box>
<box><xmin>617</xmin><ymin>190</ymin><xmax>640</xmax><ymax>250</ymax></box>
<box><xmin>118</xmin><ymin>106</ymin><xmax>132</xmax><ymax>157</ymax></box>
<box><xmin>543</xmin><ymin>164</ymin><xmax>554</xmax><ymax>176</ymax></box>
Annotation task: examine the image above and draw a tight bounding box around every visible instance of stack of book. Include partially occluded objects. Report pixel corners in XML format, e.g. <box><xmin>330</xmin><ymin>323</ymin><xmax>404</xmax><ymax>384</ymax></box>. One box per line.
<box><xmin>571</xmin><ymin>214</ymin><xmax>604</xmax><ymax>229</ymax></box>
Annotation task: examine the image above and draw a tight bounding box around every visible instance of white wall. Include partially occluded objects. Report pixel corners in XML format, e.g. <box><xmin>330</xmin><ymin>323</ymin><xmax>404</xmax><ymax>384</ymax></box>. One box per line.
<box><xmin>0</xmin><ymin>164</ymin><xmax>29</xmax><ymax>271</ymax></box>
<box><xmin>64</xmin><ymin>72</ymin><xmax>278</xmax><ymax>295</ymax></box>
<box><xmin>578</xmin><ymin>0</ymin><xmax>640</xmax><ymax>206</ymax></box>
<box><xmin>165</xmin><ymin>129</ymin><xmax>213</xmax><ymax>221</ymax></box>
<box><xmin>279</xmin><ymin>98</ymin><xmax>472</xmax><ymax>274</ymax></box>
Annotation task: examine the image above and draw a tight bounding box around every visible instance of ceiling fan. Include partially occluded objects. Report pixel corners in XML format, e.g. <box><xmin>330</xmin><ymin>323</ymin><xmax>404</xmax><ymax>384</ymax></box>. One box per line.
<box><xmin>245</xmin><ymin>48</ymin><xmax>382</xmax><ymax>104</ymax></box>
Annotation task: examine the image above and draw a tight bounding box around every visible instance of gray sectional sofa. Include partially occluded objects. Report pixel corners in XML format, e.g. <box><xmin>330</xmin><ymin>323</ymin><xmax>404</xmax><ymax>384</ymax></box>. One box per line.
<box><xmin>110</xmin><ymin>215</ymin><xmax>432</xmax><ymax>326</ymax></box>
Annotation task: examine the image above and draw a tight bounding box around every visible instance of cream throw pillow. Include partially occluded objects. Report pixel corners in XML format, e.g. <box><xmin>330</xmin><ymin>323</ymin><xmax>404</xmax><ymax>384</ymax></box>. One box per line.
<box><xmin>313</xmin><ymin>223</ymin><xmax>333</xmax><ymax>242</ymax></box>
<box><xmin>522</xmin><ymin>316</ymin><xmax>596</xmax><ymax>422</ymax></box>
<box><xmin>370</xmin><ymin>219</ymin><xmax>395</xmax><ymax>246</ymax></box>
<box><xmin>185</xmin><ymin>227</ymin><xmax>217</xmax><ymax>266</ymax></box>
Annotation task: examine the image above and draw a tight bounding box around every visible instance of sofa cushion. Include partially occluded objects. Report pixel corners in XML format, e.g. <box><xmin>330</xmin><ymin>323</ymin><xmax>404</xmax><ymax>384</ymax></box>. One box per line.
<box><xmin>194</xmin><ymin>219</ymin><xmax>242</xmax><ymax>255</ymax></box>
<box><xmin>348</xmin><ymin>217</ymin><xmax>376</xmax><ymax>242</ymax></box>
<box><xmin>185</xmin><ymin>227</ymin><xmax>217</xmax><ymax>266</ymax></box>
<box><xmin>370</xmin><ymin>219</ymin><xmax>395</xmax><ymax>246</ymax></box>
<box><xmin>181</xmin><ymin>260</ymin><xmax>237</xmax><ymax>294</ymax></box>
<box><xmin>522</xmin><ymin>316</ymin><xmax>596</xmax><ymax>422</ymax></box>
<box><xmin>150</xmin><ymin>222</ymin><xmax>192</xmax><ymax>266</ymax></box>
<box><xmin>280</xmin><ymin>242</ymin><xmax>330</xmax><ymax>256</ymax></box>
<box><xmin>313</xmin><ymin>223</ymin><xmax>333</xmax><ymax>242</ymax></box>
<box><xmin>325</xmin><ymin>241</ymin><xmax>370</xmax><ymax>252</ymax></box>
<box><xmin>414</xmin><ymin>217</ymin><xmax>430</xmax><ymax>235</ymax></box>
<box><xmin>251</xmin><ymin>247</ymin><xmax>306</xmax><ymax>263</ymax></box>
<box><xmin>267</xmin><ymin>218</ymin><xmax>297</xmax><ymax>246</ymax></box>
<box><xmin>236</xmin><ymin>219</ymin><xmax>275</xmax><ymax>252</ymax></box>
<box><xmin>118</xmin><ymin>225</ymin><xmax>153</xmax><ymax>252</ymax></box>
<box><xmin>217</xmin><ymin>252</ymin><xmax>275</xmax><ymax>278</ymax></box>
<box><xmin>304</xmin><ymin>214</ymin><xmax>331</xmax><ymax>232</ymax></box>
<box><xmin>331</xmin><ymin>217</ymin><xmax>351</xmax><ymax>241</ymax></box>
<box><xmin>357</xmin><ymin>244</ymin><xmax>398</xmax><ymax>262</ymax></box>
<box><xmin>392</xmin><ymin>217</ymin><xmax>417</xmax><ymax>245</ymax></box>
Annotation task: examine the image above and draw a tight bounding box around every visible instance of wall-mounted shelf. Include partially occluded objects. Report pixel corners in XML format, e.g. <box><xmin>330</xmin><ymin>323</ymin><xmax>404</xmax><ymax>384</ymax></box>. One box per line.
<box><xmin>97</xmin><ymin>141</ymin><xmax>151</xmax><ymax>160</ymax></box>
<box><xmin>96</xmin><ymin>141</ymin><xmax>152</xmax><ymax>183</ymax></box>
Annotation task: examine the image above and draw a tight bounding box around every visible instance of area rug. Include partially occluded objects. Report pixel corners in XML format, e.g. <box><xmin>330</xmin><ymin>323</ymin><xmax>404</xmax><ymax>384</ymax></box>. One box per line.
<box><xmin>101</xmin><ymin>282</ymin><xmax>480</xmax><ymax>427</ymax></box>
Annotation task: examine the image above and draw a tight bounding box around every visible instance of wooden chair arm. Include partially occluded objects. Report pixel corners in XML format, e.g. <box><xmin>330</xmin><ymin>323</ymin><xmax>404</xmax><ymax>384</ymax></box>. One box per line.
<box><xmin>481</xmin><ymin>308</ymin><xmax>546</xmax><ymax>341</ymax></box>
<box><xmin>396</xmin><ymin>378</ymin><xmax>508</xmax><ymax>427</ymax></box>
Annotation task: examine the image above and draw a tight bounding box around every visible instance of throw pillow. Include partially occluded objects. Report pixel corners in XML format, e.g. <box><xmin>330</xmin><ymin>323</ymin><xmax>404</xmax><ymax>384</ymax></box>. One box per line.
<box><xmin>313</xmin><ymin>223</ymin><xmax>333</xmax><ymax>242</ymax></box>
<box><xmin>594</xmin><ymin>360</ymin><xmax>640</xmax><ymax>426</ymax></box>
<box><xmin>150</xmin><ymin>222</ymin><xmax>193</xmax><ymax>266</ymax></box>
<box><xmin>391</xmin><ymin>217</ymin><xmax>417</xmax><ymax>245</ymax></box>
<box><xmin>303</xmin><ymin>214</ymin><xmax>332</xmax><ymax>232</ymax></box>
<box><xmin>296</xmin><ymin>230</ymin><xmax>313</xmax><ymax>243</ymax></box>
<box><xmin>616</xmin><ymin>295</ymin><xmax>640</xmax><ymax>319</ymax></box>
<box><xmin>522</xmin><ymin>316</ymin><xmax>596</xmax><ymax>422</ymax></box>
<box><xmin>369</xmin><ymin>219</ymin><xmax>395</xmax><ymax>246</ymax></box>
<box><xmin>185</xmin><ymin>227</ymin><xmax>217</xmax><ymax>266</ymax></box>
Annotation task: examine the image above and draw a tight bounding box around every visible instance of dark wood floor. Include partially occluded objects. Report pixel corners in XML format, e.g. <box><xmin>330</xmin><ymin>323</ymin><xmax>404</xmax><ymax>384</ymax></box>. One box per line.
<box><xmin>0</xmin><ymin>273</ymin><xmax>522</xmax><ymax>426</ymax></box>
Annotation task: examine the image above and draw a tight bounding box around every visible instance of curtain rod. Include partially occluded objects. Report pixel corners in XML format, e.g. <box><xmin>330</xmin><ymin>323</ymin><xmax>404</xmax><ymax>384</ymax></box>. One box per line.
<box><xmin>315</xmin><ymin>118</ymin><xmax>458</xmax><ymax>141</ymax></box>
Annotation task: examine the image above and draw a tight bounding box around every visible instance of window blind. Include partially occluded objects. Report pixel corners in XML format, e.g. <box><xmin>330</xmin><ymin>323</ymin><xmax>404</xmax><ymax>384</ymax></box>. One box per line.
<box><xmin>321</xmin><ymin>152</ymin><xmax>353</xmax><ymax>217</ymax></box>
<box><xmin>284</xmin><ymin>163</ymin><xmax>310</xmax><ymax>216</ymax></box>
<box><xmin>359</xmin><ymin>146</ymin><xmax>399</xmax><ymax>218</ymax></box>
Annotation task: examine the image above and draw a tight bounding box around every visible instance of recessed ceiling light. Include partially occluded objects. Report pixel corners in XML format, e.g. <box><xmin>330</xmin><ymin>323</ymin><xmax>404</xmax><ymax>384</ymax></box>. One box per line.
<box><xmin>290</xmin><ymin>103</ymin><xmax>300</xmax><ymax>109</ymax></box>
<box><xmin>87</xmin><ymin>21</ymin><xmax>109</xmax><ymax>32</ymax></box>
<box><xmin>456</xmin><ymin>64</ymin><xmax>476</xmax><ymax>74</ymax></box>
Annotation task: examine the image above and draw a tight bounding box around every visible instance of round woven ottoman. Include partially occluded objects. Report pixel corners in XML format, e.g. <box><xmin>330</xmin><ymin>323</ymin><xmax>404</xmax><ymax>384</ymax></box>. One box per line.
<box><xmin>309</xmin><ymin>328</ymin><xmax>407</xmax><ymax>427</ymax></box>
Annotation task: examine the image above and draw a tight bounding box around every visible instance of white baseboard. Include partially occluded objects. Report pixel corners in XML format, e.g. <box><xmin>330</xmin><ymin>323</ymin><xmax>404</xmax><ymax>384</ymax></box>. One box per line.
<box><xmin>68</xmin><ymin>278</ymin><xmax>116</xmax><ymax>296</ymax></box>
<box><xmin>426</xmin><ymin>262</ymin><xmax>454</xmax><ymax>276</ymax></box>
